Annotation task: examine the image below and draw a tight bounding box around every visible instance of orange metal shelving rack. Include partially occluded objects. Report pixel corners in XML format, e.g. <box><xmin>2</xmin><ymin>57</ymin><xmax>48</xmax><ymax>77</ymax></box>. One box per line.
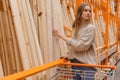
<box><xmin>71</xmin><ymin>0</ymin><xmax>119</xmax><ymax>65</ymax></box>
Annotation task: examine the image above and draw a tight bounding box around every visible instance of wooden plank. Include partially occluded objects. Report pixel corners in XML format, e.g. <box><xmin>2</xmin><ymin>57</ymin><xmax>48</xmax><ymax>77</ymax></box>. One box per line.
<box><xmin>56</xmin><ymin>0</ymin><xmax>68</xmax><ymax>56</ymax></box>
<box><xmin>3</xmin><ymin>0</ymin><xmax>18</xmax><ymax>74</ymax></box>
<box><xmin>7</xmin><ymin>0</ymin><xmax>23</xmax><ymax>72</ymax></box>
<box><xmin>26</xmin><ymin>0</ymin><xmax>45</xmax><ymax>79</ymax></box>
<box><xmin>9</xmin><ymin>0</ymin><xmax>34</xmax><ymax>79</ymax></box>
<box><xmin>0</xmin><ymin>41</ymin><xmax>8</xmax><ymax>75</ymax></box>
<box><xmin>38</xmin><ymin>0</ymin><xmax>49</xmax><ymax>64</ymax></box>
<box><xmin>52</xmin><ymin>0</ymin><xmax>64</xmax><ymax>59</ymax></box>
<box><xmin>17</xmin><ymin>0</ymin><xmax>34</xmax><ymax>68</ymax></box>
<box><xmin>1</xmin><ymin>13</ymin><xmax>11</xmax><ymax>75</ymax></box>
<box><xmin>18</xmin><ymin>0</ymin><xmax>37</xmax><ymax>68</ymax></box>
<box><xmin>70</xmin><ymin>6</ymin><xmax>75</xmax><ymax>22</ymax></box>
<box><xmin>25</xmin><ymin>0</ymin><xmax>43</xmax><ymax>65</ymax></box>
<box><xmin>61</xmin><ymin>0</ymin><xmax>72</xmax><ymax>28</ymax></box>
<box><xmin>0</xmin><ymin>59</ymin><xmax>4</xmax><ymax>77</ymax></box>
<box><xmin>0</xmin><ymin>0</ymin><xmax>4</xmax><ymax>11</ymax></box>
<box><xmin>0</xmin><ymin>0</ymin><xmax>12</xmax><ymax>75</ymax></box>
<box><xmin>9</xmin><ymin>0</ymin><xmax>31</xmax><ymax>73</ymax></box>
<box><xmin>16</xmin><ymin>0</ymin><xmax>44</xmax><ymax>79</ymax></box>
<box><xmin>0</xmin><ymin>11</ymin><xmax>6</xmax><ymax>76</ymax></box>
<box><xmin>44</xmin><ymin>0</ymin><xmax>54</xmax><ymax>79</ymax></box>
<box><xmin>29</xmin><ymin>0</ymin><xmax>38</xmax><ymax>33</ymax></box>
<box><xmin>26</xmin><ymin>1</ymin><xmax>45</xmax><ymax>78</ymax></box>
<box><xmin>45</xmin><ymin>0</ymin><xmax>54</xmax><ymax>62</ymax></box>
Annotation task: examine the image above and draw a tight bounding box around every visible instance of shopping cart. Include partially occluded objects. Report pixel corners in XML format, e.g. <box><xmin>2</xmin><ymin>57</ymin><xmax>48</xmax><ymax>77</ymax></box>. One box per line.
<box><xmin>49</xmin><ymin>62</ymin><xmax>116</xmax><ymax>80</ymax></box>
<box><xmin>0</xmin><ymin>59</ymin><xmax>116</xmax><ymax>80</ymax></box>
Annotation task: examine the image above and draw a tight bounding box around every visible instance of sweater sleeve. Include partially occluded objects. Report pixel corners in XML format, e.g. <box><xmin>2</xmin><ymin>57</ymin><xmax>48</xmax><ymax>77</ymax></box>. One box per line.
<box><xmin>66</xmin><ymin>26</ymin><xmax>95</xmax><ymax>52</ymax></box>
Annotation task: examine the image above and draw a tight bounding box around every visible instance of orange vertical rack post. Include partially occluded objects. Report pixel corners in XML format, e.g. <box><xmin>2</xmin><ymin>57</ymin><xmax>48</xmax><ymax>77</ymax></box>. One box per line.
<box><xmin>105</xmin><ymin>0</ymin><xmax>109</xmax><ymax>65</ymax></box>
<box><xmin>116</xmin><ymin>0</ymin><xmax>120</xmax><ymax>62</ymax></box>
<box><xmin>76</xmin><ymin>0</ymin><xmax>82</xmax><ymax>14</ymax></box>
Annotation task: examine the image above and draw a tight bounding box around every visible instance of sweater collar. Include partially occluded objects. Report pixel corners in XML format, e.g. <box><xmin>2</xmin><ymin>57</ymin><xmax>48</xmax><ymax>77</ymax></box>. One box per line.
<box><xmin>80</xmin><ymin>20</ymin><xmax>90</xmax><ymax>26</ymax></box>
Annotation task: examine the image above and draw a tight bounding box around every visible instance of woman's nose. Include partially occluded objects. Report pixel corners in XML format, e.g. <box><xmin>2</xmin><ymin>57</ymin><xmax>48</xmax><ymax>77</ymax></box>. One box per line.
<box><xmin>87</xmin><ymin>11</ymin><xmax>91</xmax><ymax>15</ymax></box>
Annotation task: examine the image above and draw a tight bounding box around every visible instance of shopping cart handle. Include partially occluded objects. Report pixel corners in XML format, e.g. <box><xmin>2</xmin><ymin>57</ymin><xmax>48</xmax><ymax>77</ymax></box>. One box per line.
<box><xmin>59</xmin><ymin>62</ymin><xmax>117</xmax><ymax>70</ymax></box>
<box><xmin>60</xmin><ymin>56</ymin><xmax>68</xmax><ymax>61</ymax></box>
<box><xmin>0</xmin><ymin>59</ymin><xmax>67</xmax><ymax>80</ymax></box>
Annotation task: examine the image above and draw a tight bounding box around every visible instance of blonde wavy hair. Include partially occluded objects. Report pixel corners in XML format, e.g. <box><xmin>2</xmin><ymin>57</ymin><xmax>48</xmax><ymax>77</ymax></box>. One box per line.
<box><xmin>72</xmin><ymin>3</ymin><xmax>91</xmax><ymax>37</ymax></box>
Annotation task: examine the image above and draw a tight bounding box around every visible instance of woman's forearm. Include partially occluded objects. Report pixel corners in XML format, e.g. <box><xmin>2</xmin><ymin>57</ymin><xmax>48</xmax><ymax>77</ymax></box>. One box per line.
<box><xmin>52</xmin><ymin>29</ymin><xmax>69</xmax><ymax>41</ymax></box>
<box><xmin>58</xmin><ymin>33</ymin><xmax>68</xmax><ymax>41</ymax></box>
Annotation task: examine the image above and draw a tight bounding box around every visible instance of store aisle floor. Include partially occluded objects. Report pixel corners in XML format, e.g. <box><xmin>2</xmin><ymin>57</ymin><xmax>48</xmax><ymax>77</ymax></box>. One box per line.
<box><xmin>114</xmin><ymin>60</ymin><xmax>120</xmax><ymax>80</ymax></box>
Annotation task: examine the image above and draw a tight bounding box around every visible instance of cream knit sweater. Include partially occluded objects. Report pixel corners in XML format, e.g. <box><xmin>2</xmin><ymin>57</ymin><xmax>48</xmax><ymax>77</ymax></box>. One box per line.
<box><xmin>66</xmin><ymin>22</ymin><xmax>96</xmax><ymax>64</ymax></box>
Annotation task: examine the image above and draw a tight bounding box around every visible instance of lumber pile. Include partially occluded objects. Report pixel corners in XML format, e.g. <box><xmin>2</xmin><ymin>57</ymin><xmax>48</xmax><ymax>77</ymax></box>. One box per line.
<box><xmin>0</xmin><ymin>0</ymin><xmax>44</xmax><ymax>80</ymax></box>
<box><xmin>0</xmin><ymin>0</ymin><xmax>75</xmax><ymax>79</ymax></box>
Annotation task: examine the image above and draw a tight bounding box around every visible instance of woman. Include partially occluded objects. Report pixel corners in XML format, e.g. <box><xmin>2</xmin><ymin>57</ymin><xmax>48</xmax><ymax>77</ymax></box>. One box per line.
<box><xmin>53</xmin><ymin>3</ymin><xmax>96</xmax><ymax>80</ymax></box>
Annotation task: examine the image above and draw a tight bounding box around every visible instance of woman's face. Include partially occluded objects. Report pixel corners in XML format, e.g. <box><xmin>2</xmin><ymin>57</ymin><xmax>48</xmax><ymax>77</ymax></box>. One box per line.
<box><xmin>81</xmin><ymin>6</ymin><xmax>91</xmax><ymax>21</ymax></box>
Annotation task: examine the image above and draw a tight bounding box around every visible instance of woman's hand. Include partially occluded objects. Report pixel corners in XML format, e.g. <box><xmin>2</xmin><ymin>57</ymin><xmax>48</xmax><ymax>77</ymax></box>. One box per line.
<box><xmin>52</xmin><ymin>29</ymin><xmax>68</xmax><ymax>41</ymax></box>
<box><xmin>52</xmin><ymin>29</ymin><xmax>60</xmax><ymax>36</ymax></box>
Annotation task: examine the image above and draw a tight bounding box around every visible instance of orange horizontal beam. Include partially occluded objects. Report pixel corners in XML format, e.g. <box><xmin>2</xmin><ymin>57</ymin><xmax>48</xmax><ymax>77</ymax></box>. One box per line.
<box><xmin>66</xmin><ymin>34</ymin><xmax>71</xmax><ymax>37</ymax></box>
<box><xmin>64</xmin><ymin>26</ymin><xmax>72</xmax><ymax>37</ymax></box>
<box><xmin>0</xmin><ymin>59</ymin><xmax>66</xmax><ymax>80</ymax></box>
<box><xmin>64</xmin><ymin>26</ymin><xmax>72</xmax><ymax>32</ymax></box>
<box><xmin>96</xmin><ymin>41</ymin><xmax>117</xmax><ymax>50</ymax></box>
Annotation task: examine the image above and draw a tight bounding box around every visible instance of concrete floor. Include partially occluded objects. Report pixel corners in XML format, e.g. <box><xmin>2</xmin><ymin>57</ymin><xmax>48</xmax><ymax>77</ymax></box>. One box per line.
<box><xmin>114</xmin><ymin>60</ymin><xmax>120</xmax><ymax>80</ymax></box>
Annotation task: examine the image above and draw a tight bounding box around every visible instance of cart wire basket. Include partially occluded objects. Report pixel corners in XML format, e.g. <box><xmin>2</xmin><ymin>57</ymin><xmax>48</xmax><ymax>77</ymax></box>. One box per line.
<box><xmin>49</xmin><ymin>62</ymin><xmax>116</xmax><ymax>80</ymax></box>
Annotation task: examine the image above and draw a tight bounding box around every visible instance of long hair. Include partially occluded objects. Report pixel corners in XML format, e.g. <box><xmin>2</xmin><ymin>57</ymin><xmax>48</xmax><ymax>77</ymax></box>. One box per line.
<box><xmin>72</xmin><ymin>3</ymin><xmax>91</xmax><ymax>37</ymax></box>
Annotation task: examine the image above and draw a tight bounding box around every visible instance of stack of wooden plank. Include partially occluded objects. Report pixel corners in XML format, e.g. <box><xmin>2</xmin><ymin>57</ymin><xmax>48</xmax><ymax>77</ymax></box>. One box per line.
<box><xmin>0</xmin><ymin>0</ymin><xmax>75</xmax><ymax>79</ymax></box>
<box><xmin>0</xmin><ymin>0</ymin><xmax>44</xmax><ymax>80</ymax></box>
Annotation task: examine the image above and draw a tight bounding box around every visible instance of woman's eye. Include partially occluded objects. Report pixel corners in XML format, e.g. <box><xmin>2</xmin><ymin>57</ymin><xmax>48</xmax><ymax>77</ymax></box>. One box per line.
<box><xmin>89</xmin><ymin>10</ymin><xmax>91</xmax><ymax>13</ymax></box>
<box><xmin>84</xmin><ymin>9</ymin><xmax>91</xmax><ymax>13</ymax></box>
<box><xmin>84</xmin><ymin>9</ymin><xmax>87</xmax><ymax>12</ymax></box>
